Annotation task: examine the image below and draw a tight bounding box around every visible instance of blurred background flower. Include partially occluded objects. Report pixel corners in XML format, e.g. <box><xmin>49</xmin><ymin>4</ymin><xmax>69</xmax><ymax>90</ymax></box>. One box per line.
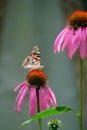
<box><xmin>48</xmin><ymin>120</ymin><xmax>62</xmax><ymax>130</ymax></box>
<box><xmin>54</xmin><ymin>11</ymin><xmax>87</xmax><ymax>59</ymax></box>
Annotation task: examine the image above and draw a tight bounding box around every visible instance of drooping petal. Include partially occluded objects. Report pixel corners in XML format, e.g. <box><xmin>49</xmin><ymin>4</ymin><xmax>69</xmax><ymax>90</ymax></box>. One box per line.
<box><xmin>14</xmin><ymin>85</ymin><xmax>26</xmax><ymax>111</ymax></box>
<box><xmin>80</xmin><ymin>28</ymin><xmax>87</xmax><ymax>59</ymax></box>
<box><xmin>69</xmin><ymin>28</ymin><xmax>82</xmax><ymax>58</ymax></box>
<box><xmin>14</xmin><ymin>81</ymin><xmax>27</xmax><ymax>91</ymax></box>
<box><xmin>39</xmin><ymin>87</ymin><xmax>47</xmax><ymax>111</ymax></box>
<box><xmin>62</xmin><ymin>28</ymin><xmax>73</xmax><ymax>51</ymax></box>
<box><xmin>54</xmin><ymin>27</ymin><xmax>68</xmax><ymax>53</ymax></box>
<box><xmin>29</xmin><ymin>87</ymin><xmax>37</xmax><ymax>116</ymax></box>
<box><xmin>85</xmin><ymin>27</ymin><xmax>87</xmax><ymax>57</ymax></box>
<box><xmin>45</xmin><ymin>85</ymin><xmax>57</xmax><ymax>107</ymax></box>
<box><xmin>45</xmin><ymin>90</ymin><xmax>50</xmax><ymax>108</ymax></box>
<box><xmin>65</xmin><ymin>29</ymin><xmax>75</xmax><ymax>58</ymax></box>
<box><xmin>17</xmin><ymin>87</ymin><xmax>28</xmax><ymax>113</ymax></box>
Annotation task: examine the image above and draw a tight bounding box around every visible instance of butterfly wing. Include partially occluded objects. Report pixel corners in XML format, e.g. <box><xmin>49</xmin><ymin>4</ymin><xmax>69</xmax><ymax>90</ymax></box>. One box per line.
<box><xmin>22</xmin><ymin>46</ymin><xmax>44</xmax><ymax>71</ymax></box>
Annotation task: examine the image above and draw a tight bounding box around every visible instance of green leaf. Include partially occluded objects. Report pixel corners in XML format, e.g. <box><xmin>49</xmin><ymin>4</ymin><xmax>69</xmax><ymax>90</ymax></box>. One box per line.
<box><xmin>20</xmin><ymin>106</ymin><xmax>78</xmax><ymax>128</ymax></box>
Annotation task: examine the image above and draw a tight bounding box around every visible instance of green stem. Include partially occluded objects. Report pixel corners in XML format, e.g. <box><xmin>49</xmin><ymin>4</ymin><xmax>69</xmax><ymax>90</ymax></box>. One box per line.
<box><xmin>36</xmin><ymin>89</ymin><xmax>42</xmax><ymax>130</ymax></box>
<box><xmin>79</xmin><ymin>58</ymin><xmax>83</xmax><ymax>130</ymax></box>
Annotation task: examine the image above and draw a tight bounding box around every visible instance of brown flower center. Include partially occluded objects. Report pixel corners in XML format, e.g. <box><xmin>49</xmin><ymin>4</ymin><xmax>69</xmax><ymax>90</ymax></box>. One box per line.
<box><xmin>27</xmin><ymin>70</ymin><xmax>47</xmax><ymax>88</ymax></box>
<box><xmin>68</xmin><ymin>11</ymin><xmax>87</xmax><ymax>30</ymax></box>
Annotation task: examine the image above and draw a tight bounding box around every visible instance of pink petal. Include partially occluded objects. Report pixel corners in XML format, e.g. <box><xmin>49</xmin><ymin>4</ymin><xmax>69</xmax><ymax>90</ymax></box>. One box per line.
<box><xmin>14</xmin><ymin>81</ymin><xmax>27</xmax><ymax>91</ymax></box>
<box><xmin>17</xmin><ymin>87</ymin><xmax>28</xmax><ymax>113</ymax></box>
<box><xmin>69</xmin><ymin>28</ymin><xmax>82</xmax><ymax>58</ymax></box>
<box><xmin>45</xmin><ymin>85</ymin><xmax>57</xmax><ymax>107</ymax></box>
<box><xmin>14</xmin><ymin>86</ymin><xmax>26</xmax><ymax>111</ymax></box>
<box><xmin>80</xmin><ymin>28</ymin><xmax>87</xmax><ymax>59</ymax></box>
<box><xmin>62</xmin><ymin>28</ymin><xmax>73</xmax><ymax>52</ymax></box>
<box><xmin>54</xmin><ymin>27</ymin><xmax>68</xmax><ymax>53</ymax></box>
<box><xmin>29</xmin><ymin>87</ymin><xmax>37</xmax><ymax>116</ymax></box>
<box><xmin>45</xmin><ymin>93</ymin><xmax>50</xmax><ymax>108</ymax></box>
<box><xmin>65</xmin><ymin>29</ymin><xmax>75</xmax><ymax>58</ymax></box>
<box><xmin>85</xmin><ymin>27</ymin><xmax>87</xmax><ymax>57</ymax></box>
<box><xmin>39</xmin><ymin>87</ymin><xmax>47</xmax><ymax>111</ymax></box>
<box><xmin>15</xmin><ymin>84</ymin><xmax>28</xmax><ymax>102</ymax></box>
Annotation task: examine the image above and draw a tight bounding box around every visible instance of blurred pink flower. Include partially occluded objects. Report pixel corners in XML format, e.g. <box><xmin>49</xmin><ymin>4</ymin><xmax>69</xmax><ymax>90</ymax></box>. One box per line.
<box><xmin>54</xmin><ymin>10</ymin><xmax>87</xmax><ymax>59</ymax></box>
<box><xmin>14</xmin><ymin>70</ymin><xmax>57</xmax><ymax>116</ymax></box>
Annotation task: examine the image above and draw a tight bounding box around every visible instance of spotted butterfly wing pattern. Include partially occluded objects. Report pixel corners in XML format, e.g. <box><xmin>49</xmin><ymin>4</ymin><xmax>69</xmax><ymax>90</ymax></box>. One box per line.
<box><xmin>22</xmin><ymin>46</ymin><xmax>44</xmax><ymax>71</ymax></box>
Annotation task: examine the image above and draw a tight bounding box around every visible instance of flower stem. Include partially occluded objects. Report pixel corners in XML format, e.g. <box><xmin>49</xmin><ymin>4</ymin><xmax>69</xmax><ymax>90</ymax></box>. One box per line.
<box><xmin>79</xmin><ymin>58</ymin><xmax>83</xmax><ymax>130</ymax></box>
<box><xmin>36</xmin><ymin>89</ymin><xmax>42</xmax><ymax>130</ymax></box>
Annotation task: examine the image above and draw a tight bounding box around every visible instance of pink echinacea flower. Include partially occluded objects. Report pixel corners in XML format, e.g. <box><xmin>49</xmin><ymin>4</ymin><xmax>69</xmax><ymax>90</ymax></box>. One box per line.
<box><xmin>14</xmin><ymin>70</ymin><xmax>57</xmax><ymax>116</ymax></box>
<box><xmin>54</xmin><ymin>10</ymin><xmax>87</xmax><ymax>59</ymax></box>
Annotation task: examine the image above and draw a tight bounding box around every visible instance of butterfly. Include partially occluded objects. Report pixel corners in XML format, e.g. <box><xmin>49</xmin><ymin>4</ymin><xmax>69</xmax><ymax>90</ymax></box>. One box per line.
<box><xmin>22</xmin><ymin>46</ymin><xmax>44</xmax><ymax>71</ymax></box>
